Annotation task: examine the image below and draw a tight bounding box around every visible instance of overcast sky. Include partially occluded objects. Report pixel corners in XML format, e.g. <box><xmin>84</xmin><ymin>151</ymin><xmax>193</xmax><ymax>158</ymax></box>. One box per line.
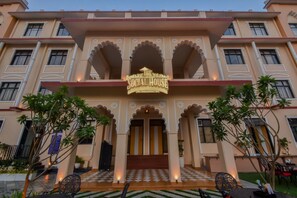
<box><xmin>27</xmin><ymin>0</ymin><xmax>267</xmax><ymax>11</ymax></box>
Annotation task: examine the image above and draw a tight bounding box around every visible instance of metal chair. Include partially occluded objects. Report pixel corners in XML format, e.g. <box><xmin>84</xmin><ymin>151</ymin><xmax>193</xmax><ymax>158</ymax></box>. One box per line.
<box><xmin>120</xmin><ymin>182</ymin><xmax>130</xmax><ymax>198</ymax></box>
<box><xmin>215</xmin><ymin>172</ymin><xmax>240</xmax><ymax>198</ymax></box>
<box><xmin>59</xmin><ymin>174</ymin><xmax>81</xmax><ymax>197</ymax></box>
<box><xmin>198</xmin><ymin>189</ymin><xmax>212</xmax><ymax>198</ymax></box>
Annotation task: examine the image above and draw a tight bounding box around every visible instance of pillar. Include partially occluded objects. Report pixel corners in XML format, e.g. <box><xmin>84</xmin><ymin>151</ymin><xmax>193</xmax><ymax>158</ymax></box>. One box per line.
<box><xmin>113</xmin><ymin>133</ymin><xmax>128</xmax><ymax>183</ymax></box>
<box><xmin>164</xmin><ymin>59</ymin><xmax>173</xmax><ymax>79</ymax></box>
<box><xmin>214</xmin><ymin>45</ymin><xmax>225</xmax><ymax>80</ymax></box>
<box><xmin>287</xmin><ymin>41</ymin><xmax>297</xmax><ymax>65</ymax></box>
<box><xmin>67</xmin><ymin>44</ymin><xmax>78</xmax><ymax>81</ymax></box>
<box><xmin>56</xmin><ymin>145</ymin><xmax>77</xmax><ymax>184</ymax></box>
<box><xmin>187</xmin><ymin>113</ymin><xmax>201</xmax><ymax>168</ymax></box>
<box><xmin>14</xmin><ymin>41</ymin><xmax>41</xmax><ymax>107</ymax></box>
<box><xmin>181</xmin><ymin>117</ymin><xmax>192</xmax><ymax>165</ymax></box>
<box><xmin>217</xmin><ymin>141</ymin><xmax>239</xmax><ymax>181</ymax></box>
<box><xmin>252</xmin><ymin>41</ymin><xmax>265</xmax><ymax>75</ymax></box>
<box><xmin>0</xmin><ymin>42</ymin><xmax>5</xmax><ymax>56</ymax></box>
<box><xmin>90</xmin><ymin>125</ymin><xmax>105</xmax><ymax>169</ymax></box>
<box><xmin>167</xmin><ymin>132</ymin><xmax>181</xmax><ymax>182</ymax></box>
<box><xmin>121</xmin><ymin>59</ymin><xmax>130</xmax><ymax>79</ymax></box>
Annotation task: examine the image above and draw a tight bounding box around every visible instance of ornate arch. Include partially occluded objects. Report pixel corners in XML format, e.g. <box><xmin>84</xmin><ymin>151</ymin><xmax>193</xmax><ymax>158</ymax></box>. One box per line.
<box><xmin>88</xmin><ymin>41</ymin><xmax>122</xmax><ymax>62</ymax></box>
<box><xmin>172</xmin><ymin>40</ymin><xmax>206</xmax><ymax>61</ymax></box>
<box><xmin>128</xmin><ymin>105</ymin><xmax>168</xmax><ymax>132</ymax></box>
<box><xmin>180</xmin><ymin>104</ymin><xmax>206</xmax><ymax>118</ymax></box>
<box><xmin>131</xmin><ymin>41</ymin><xmax>164</xmax><ymax>62</ymax></box>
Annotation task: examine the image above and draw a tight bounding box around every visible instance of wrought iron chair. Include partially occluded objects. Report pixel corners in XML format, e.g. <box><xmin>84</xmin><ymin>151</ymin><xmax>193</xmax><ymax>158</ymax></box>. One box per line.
<box><xmin>120</xmin><ymin>182</ymin><xmax>130</xmax><ymax>198</ymax></box>
<box><xmin>198</xmin><ymin>189</ymin><xmax>212</xmax><ymax>198</ymax></box>
<box><xmin>215</xmin><ymin>172</ymin><xmax>240</xmax><ymax>198</ymax></box>
<box><xmin>59</xmin><ymin>174</ymin><xmax>81</xmax><ymax>197</ymax></box>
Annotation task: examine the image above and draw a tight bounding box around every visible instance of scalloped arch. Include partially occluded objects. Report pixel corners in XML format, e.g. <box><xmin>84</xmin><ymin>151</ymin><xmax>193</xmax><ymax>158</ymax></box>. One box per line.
<box><xmin>173</xmin><ymin>40</ymin><xmax>205</xmax><ymax>61</ymax></box>
<box><xmin>88</xmin><ymin>41</ymin><xmax>122</xmax><ymax>62</ymax></box>
<box><xmin>130</xmin><ymin>105</ymin><xmax>168</xmax><ymax>131</ymax></box>
<box><xmin>131</xmin><ymin>41</ymin><xmax>164</xmax><ymax>62</ymax></box>
<box><xmin>180</xmin><ymin>104</ymin><xmax>206</xmax><ymax>118</ymax></box>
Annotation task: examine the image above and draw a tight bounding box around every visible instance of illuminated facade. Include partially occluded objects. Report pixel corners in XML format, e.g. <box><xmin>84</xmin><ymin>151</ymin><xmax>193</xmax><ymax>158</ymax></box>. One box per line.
<box><xmin>0</xmin><ymin>0</ymin><xmax>297</xmax><ymax>184</ymax></box>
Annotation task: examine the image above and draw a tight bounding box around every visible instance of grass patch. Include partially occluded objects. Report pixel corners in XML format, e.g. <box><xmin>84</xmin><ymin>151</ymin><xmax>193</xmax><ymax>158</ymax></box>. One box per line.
<box><xmin>239</xmin><ymin>172</ymin><xmax>297</xmax><ymax>197</ymax></box>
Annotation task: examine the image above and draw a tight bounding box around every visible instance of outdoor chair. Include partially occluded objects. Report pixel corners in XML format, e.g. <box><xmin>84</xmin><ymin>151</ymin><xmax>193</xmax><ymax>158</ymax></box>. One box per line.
<box><xmin>120</xmin><ymin>182</ymin><xmax>130</xmax><ymax>198</ymax></box>
<box><xmin>198</xmin><ymin>189</ymin><xmax>212</xmax><ymax>198</ymax></box>
<box><xmin>59</xmin><ymin>174</ymin><xmax>81</xmax><ymax>197</ymax></box>
<box><xmin>215</xmin><ymin>172</ymin><xmax>241</xmax><ymax>198</ymax></box>
<box><xmin>275</xmin><ymin>162</ymin><xmax>292</xmax><ymax>185</ymax></box>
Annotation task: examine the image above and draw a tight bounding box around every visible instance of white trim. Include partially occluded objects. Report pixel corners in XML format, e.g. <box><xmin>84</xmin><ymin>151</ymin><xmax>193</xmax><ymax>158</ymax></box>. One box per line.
<box><xmin>0</xmin><ymin>80</ymin><xmax>21</xmax><ymax>102</ymax></box>
<box><xmin>221</xmin><ymin>47</ymin><xmax>250</xmax><ymax>73</ymax></box>
<box><xmin>247</xmin><ymin>21</ymin><xmax>270</xmax><ymax>37</ymax></box>
<box><xmin>54</xmin><ymin>22</ymin><xmax>71</xmax><ymax>38</ymax></box>
<box><xmin>274</xmin><ymin>78</ymin><xmax>296</xmax><ymax>100</ymax></box>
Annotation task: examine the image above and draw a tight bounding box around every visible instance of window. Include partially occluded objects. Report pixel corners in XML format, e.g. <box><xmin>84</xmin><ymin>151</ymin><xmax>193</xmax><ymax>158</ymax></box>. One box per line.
<box><xmin>289</xmin><ymin>23</ymin><xmax>297</xmax><ymax>36</ymax></box>
<box><xmin>48</xmin><ymin>50</ymin><xmax>68</xmax><ymax>65</ymax></box>
<box><xmin>272</xmin><ymin>80</ymin><xmax>294</xmax><ymax>99</ymax></box>
<box><xmin>249</xmin><ymin>23</ymin><xmax>268</xmax><ymax>36</ymax></box>
<box><xmin>224</xmin><ymin>49</ymin><xmax>245</xmax><ymax>64</ymax></box>
<box><xmin>260</xmin><ymin>49</ymin><xmax>280</xmax><ymax>64</ymax></box>
<box><xmin>288</xmin><ymin>118</ymin><xmax>297</xmax><ymax>142</ymax></box>
<box><xmin>198</xmin><ymin>119</ymin><xmax>215</xmax><ymax>143</ymax></box>
<box><xmin>38</xmin><ymin>85</ymin><xmax>52</xmax><ymax>95</ymax></box>
<box><xmin>10</xmin><ymin>50</ymin><xmax>32</xmax><ymax>65</ymax></box>
<box><xmin>24</xmin><ymin>23</ymin><xmax>43</xmax><ymax>36</ymax></box>
<box><xmin>0</xmin><ymin>82</ymin><xmax>20</xmax><ymax>101</ymax></box>
<box><xmin>56</xmin><ymin>23</ymin><xmax>70</xmax><ymax>36</ymax></box>
<box><xmin>224</xmin><ymin>23</ymin><xmax>236</xmax><ymax>36</ymax></box>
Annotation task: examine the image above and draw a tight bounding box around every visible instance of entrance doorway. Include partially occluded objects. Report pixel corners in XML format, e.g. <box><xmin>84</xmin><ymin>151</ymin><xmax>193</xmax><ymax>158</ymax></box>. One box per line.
<box><xmin>127</xmin><ymin>106</ymin><xmax>168</xmax><ymax>169</ymax></box>
<box><xmin>16</xmin><ymin>121</ymin><xmax>33</xmax><ymax>159</ymax></box>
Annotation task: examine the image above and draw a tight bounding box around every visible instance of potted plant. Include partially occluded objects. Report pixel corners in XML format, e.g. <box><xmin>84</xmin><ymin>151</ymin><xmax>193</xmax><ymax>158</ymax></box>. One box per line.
<box><xmin>75</xmin><ymin>156</ymin><xmax>84</xmax><ymax>169</ymax></box>
<box><xmin>178</xmin><ymin>140</ymin><xmax>184</xmax><ymax>168</ymax></box>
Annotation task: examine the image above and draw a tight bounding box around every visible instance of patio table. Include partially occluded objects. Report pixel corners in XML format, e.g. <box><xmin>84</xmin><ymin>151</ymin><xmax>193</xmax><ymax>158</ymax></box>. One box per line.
<box><xmin>230</xmin><ymin>188</ymin><xmax>293</xmax><ymax>198</ymax></box>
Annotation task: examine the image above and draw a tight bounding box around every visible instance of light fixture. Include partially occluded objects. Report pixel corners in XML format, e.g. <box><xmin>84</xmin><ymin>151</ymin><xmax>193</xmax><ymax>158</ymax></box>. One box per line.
<box><xmin>145</xmin><ymin>109</ymin><xmax>149</xmax><ymax>114</ymax></box>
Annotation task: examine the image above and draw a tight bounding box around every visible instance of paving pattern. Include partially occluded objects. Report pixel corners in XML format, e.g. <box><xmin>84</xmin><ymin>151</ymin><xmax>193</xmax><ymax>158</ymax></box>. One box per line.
<box><xmin>82</xmin><ymin>167</ymin><xmax>214</xmax><ymax>183</ymax></box>
<box><xmin>72</xmin><ymin>189</ymin><xmax>222</xmax><ymax>198</ymax></box>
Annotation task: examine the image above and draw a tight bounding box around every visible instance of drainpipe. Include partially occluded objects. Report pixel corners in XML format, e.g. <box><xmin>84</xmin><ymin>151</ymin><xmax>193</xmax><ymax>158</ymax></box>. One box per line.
<box><xmin>67</xmin><ymin>44</ymin><xmax>78</xmax><ymax>81</ymax></box>
<box><xmin>252</xmin><ymin>41</ymin><xmax>265</xmax><ymax>76</ymax></box>
<box><xmin>214</xmin><ymin>45</ymin><xmax>225</xmax><ymax>80</ymax></box>
<box><xmin>287</xmin><ymin>41</ymin><xmax>297</xmax><ymax>65</ymax></box>
<box><xmin>14</xmin><ymin>41</ymin><xmax>41</xmax><ymax>107</ymax></box>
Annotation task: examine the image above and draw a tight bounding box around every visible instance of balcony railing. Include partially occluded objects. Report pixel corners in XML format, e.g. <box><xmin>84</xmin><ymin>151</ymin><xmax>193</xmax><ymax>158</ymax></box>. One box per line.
<box><xmin>0</xmin><ymin>145</ymin><xmax>31</xmax><ymax>160</ymax></box>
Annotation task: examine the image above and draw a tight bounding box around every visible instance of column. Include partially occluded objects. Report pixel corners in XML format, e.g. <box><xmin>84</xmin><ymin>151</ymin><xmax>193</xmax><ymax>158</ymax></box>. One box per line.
<box><xmin>14</xmin><ymin>41</ymin><xmax>41</xmax><ymax>107</ymax></box>
<box><xmin>167</xmin><ymin>132</ymin><xmax>181</xmax><ymax>182</ymax></box>
<box><xmin>181</xmin><ymin>117</ymin><xmax>192</xmax><ymax>165</ymax></box>
<box><xmin>90</xmin><ymin>125</ymin><xmax>105</xmax><ymax>169</ymax></box>
<box><xmin>287</xmin><ymin>41</ymin><xmax>297</xmax><ymax>65</ymax></box>
<box><xmin>252</xmin><ymin>41</ymin><xmax>265</xmax><ymax>75</ymax></box>
<box><xmin>67</xmin><ymin>44</ymin><xmax>78</xmax><ymax>81</ymax></box>
<box><xmin>187</xmin><ymin>113</ymin><xmax>201</xmax><ymax>167</ymax></box>
<box><xmin>217</xmin><ymin>141</ymin><xmax>239</xmax><ymax>181</ymax></box>
<box><xmin>214</xmin><ymin>45</ymin><xmax>225</xmax><ymax>80</ymax></box>
<box><xmin>113</xmin><ymin>133</ymin><xmax>128</xmax><ymax>183</ymax></box>
<box><xmin>56</xmin><ymin>144</ymin><xmax>77</xmax><ymax>184</ymax></box>
<box><xmin>164</xmin><ymin>59</ymin><xmax>173</xmax><ymax>79</ymax></box>
<box><xmin>121</xmin><ymin>59</ymin><xmax>130</xmax><ymax>79</ymax></box>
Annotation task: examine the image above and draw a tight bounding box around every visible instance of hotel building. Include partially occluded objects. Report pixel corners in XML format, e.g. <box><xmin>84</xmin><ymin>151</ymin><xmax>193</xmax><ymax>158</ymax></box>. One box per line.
<box><xmin>0</xmin><ymin>0</ymin><xmax>297</xmax><ymax>185</ymax></box>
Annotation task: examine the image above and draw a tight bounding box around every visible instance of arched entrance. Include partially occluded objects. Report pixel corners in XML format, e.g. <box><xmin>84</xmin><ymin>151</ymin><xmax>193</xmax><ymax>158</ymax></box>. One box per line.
<box><xmin>127</xmin><ymin>106</ymin><xmax>168</xmax><ymax>169</ymax></box>
<box><xmin>130</xmin><ymin>41</ymin><xmax>164</xmax><ymax>74</ymax></box>
<box><xmin>172</xmin><ymin>40</ymin><xmax>207</xmax><ymax>79</ymax></box>
<box><xmin>88</xmin><ymin>41</ymin><xmax>122</xmax><ymax>80</ymax></box>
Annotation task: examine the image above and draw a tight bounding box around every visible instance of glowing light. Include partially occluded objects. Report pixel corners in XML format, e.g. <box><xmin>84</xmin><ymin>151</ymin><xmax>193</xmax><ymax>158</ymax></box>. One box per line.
<box><xmin>77</xmin><ymin>78</ymin><xmax>81</xmax><ymax>82</ymax></box>
<box><xmin>45</xmin><ymin>175</ymin><xmax>49</xmax><ymax>180</ymax></box>
<box><xmin>213</xmin><ymin>75</ymin><xmax>217</xmax><ymax>81</ymax></box>
<box><xmin>117</xmin><ymin>176</ymin><xmax>121</xmax><ymax>184</ymax></box>
<box><xmin>59</xmin><ymin>177</ymin><xmax>63</xmax><ymax>182</ymax></box>
<box><xmin>175</xmin><ymin>175</ymin><xmax>179</xmax><ymax>183</ymax></box>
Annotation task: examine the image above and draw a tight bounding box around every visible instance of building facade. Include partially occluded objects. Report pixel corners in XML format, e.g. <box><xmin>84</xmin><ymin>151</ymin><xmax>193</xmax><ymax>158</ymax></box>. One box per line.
<box><xmin>0</xmin><ymin>0</ymin><xmax>297</xmax><ymax>184</ymax></box>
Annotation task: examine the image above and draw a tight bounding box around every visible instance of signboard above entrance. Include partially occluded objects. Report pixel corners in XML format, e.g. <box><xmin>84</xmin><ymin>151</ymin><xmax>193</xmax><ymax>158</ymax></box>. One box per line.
<box><xmin>126</xmin><ymin>67</ymin><xmax>169</xmax><ymax>95</ymax></box>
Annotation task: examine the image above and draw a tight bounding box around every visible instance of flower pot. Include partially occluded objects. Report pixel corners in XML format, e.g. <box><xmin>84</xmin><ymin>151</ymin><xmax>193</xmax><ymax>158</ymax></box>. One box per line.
<box><xmin>179</xmin><ymin>157</ymin><xmax>184</xmax><ymax>168</ymax></box>
<box><xmin>74</xmin><ymin>163</ymin><xmax>81</xmax><ymax>169</ymax></box>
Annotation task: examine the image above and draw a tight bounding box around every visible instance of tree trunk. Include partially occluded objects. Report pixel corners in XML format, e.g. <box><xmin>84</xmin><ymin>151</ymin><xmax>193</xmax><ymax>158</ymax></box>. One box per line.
<box><xmin>22</xmin><ymin>172</ymin><xmax>31</xmax><ymax>198</ymax></box>
<box><xmin>270</xmin><ymin>163</ymin><xmax>276</xmax><ymax>190</ymax></box>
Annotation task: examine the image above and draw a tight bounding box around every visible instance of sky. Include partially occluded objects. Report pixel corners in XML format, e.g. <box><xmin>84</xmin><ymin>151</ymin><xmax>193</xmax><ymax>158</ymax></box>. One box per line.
<box><xmin>27</xmin><ymin>0</ymin><xmax>267</xmax><ymax>11</ymax></box>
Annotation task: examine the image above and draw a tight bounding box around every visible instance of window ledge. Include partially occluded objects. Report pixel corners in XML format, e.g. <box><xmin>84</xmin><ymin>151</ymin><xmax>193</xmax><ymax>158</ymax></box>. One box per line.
<box><xmin>45</xmin><ymin>64</ymin><xmax>65</xmax><ymax>67</ymax></box>
<box><xmin>8</xmin><ymin>65</ymin><xmax>28</xmax><ymax>67</ymax></box>
<box><xmin>226</xmin><ymin>64</ymin><xmax>247</xmax><ymax>66</ymax></box>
